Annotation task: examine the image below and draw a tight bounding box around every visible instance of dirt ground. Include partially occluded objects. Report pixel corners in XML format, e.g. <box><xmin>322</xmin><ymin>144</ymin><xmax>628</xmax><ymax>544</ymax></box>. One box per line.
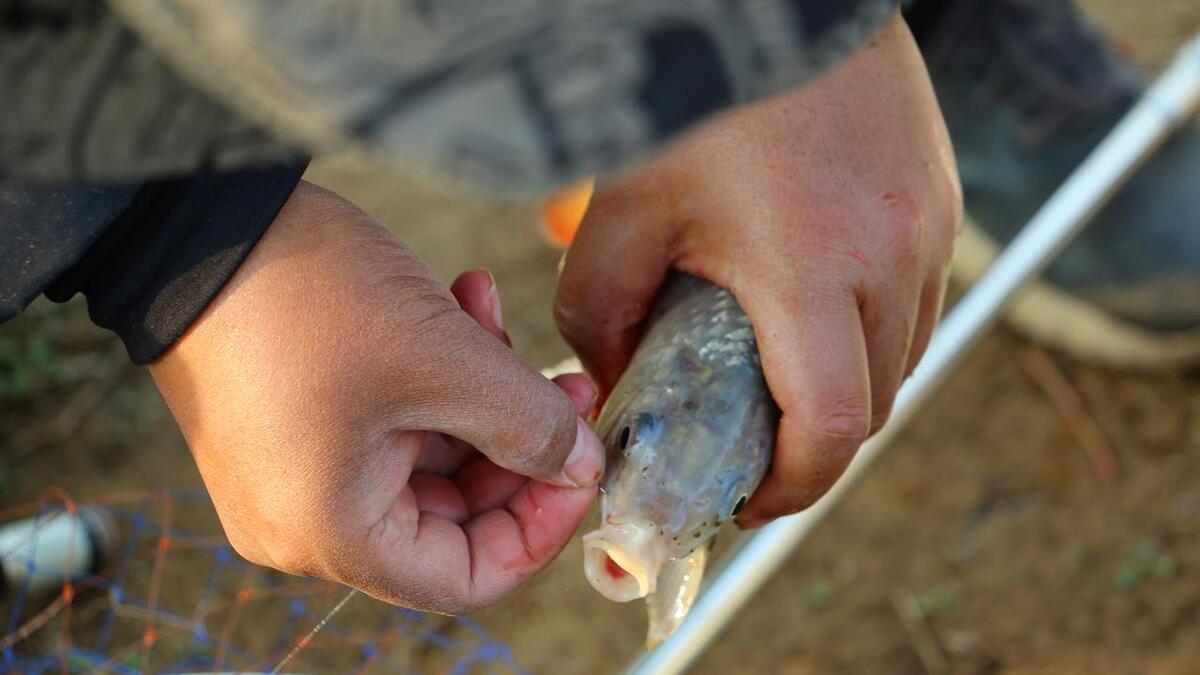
<box><xmin>3</xmin><ymin>1</ymin><xmax>1200</xmax><ymax>673</ymax></box>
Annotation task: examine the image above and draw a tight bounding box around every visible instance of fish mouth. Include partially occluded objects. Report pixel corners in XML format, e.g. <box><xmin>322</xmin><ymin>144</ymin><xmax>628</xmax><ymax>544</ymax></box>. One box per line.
<box><xmin>583</xmin><ymin>521</ymin><xmax>667</xmax><ymax>602</ymax></box>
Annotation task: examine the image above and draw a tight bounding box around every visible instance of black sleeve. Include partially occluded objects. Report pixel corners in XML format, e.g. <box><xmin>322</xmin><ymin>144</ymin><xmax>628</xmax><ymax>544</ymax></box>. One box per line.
<box><xmin>0</xmin><ymin>181</ymin><xmax>141</xmax><ymax>320</ymax></box>
<box><xmin>1</xmin><ymin>161</ymin><xmax>307</xmax><ymax>364</ymax></box>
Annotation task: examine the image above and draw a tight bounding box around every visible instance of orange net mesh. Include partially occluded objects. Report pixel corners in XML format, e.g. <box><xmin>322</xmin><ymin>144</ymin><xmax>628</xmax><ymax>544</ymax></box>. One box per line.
<box><xmin>0</xmin><ymin>488</ymin><xmax>522</xmax><ymax>674</ymax></box>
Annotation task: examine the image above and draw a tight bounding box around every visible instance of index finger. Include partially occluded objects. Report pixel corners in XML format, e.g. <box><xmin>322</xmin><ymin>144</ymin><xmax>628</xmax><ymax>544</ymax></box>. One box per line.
<box><xmin>554</xmin><ymin>176</ymin><xmax>673</xmax><ymax>395</ymax></box>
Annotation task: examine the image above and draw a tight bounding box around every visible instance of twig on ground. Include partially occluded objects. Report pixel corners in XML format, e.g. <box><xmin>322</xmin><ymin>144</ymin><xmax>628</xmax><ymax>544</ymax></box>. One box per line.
<box><xmin>891</xmin><ymin>587</ymin><xmax>950</xmax><ymax>675</ymax></box>
<box><xmin>1019</xmin><ymin>347</ymin><xmax>1119</xmax><ymax>481</ymax></box>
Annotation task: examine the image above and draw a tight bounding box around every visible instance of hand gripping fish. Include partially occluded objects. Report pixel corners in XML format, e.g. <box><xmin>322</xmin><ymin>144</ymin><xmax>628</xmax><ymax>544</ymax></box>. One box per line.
<box><xmin>582</xmin><ymin>272</ymin><xmax>779</xmax><ymax>646</ymax></box>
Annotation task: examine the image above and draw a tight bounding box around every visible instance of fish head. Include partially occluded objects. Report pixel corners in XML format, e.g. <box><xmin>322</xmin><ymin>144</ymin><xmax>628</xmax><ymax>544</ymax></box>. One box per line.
<box><xmin>583</xmin><ymin>354</ymin><xmax>767</xmax><ymax>601</ymax></box>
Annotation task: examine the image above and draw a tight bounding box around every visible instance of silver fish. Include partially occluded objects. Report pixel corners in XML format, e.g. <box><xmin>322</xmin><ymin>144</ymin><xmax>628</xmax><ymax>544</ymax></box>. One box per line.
<box><xmin>582</xmin><ymin>272</ymin><xmax>778</xmax><ymax>646</ymax></box>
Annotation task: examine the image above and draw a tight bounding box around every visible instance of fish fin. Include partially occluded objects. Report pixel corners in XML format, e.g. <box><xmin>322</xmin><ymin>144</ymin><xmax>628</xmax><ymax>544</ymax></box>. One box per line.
<box><xmin>644</xmin><ymin>545</ymin><xmax>709</xmax><ymax>648</ymax></box>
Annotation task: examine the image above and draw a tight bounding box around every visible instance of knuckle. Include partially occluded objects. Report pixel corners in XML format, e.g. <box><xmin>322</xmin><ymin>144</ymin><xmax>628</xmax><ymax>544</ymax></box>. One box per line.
<box><xmin>507</xmin><ymin>392</ymin><xmax>575</xmax><ymax>474</ymax></box>
<box><xmin>881</xmin><ymin>191</ymin><xmax>924</xmax><ymax>258</ymax></box>
<box><xmin>947</xmin><ymin>179</ymin><xmax>966</xmax><ymax>237</ymax></box>
<box><xmin>454</xmin><ymin>589</ymin><xmax>490</xmax><ymax>615</ymax></box>
<box><xmin>397</xmin><ymin>282</ymin><xmax>463</xmax><ymax>341</ymax></box>
<box><xmin>940</xmin><ymin>205</ymin><xmax>964</xmax><ymax>259</ymax></box>
<box><xmin>409</xmin><ymin>302</ymin><xmax>466</xmax><ymax>347</ymax></box>
<box><xmin>357</xmin><ymin>257</ymin><xmax>461</xmax><ymax>339</ymax></box>
<box><xmin>935</xmin><ymin>186</ymin><xmax>965</xmax><ymax>262</ymax></box>
<box><xmin>418</xmin><ymin>577</ymin><xmax>479</xmax><ymax>615</ymax></box>
<box><xmin>950</xmin><ymin>199</ymin><xmax>965</xmax><ymax>238</ymax></box>
<box><xmin>807</xmin><ymin>396</ymin><xmax>871</xmax><ymax>452</ymax></box>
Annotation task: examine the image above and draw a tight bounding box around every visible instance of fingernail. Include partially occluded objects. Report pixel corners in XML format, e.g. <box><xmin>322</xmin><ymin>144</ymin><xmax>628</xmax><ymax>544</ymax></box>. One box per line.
<box><xmin>562</xmin><ymin>417</ymin><xmax>605</xmax><ymax>487</ymax></box>
<box><xmin>486</xmin><ymin>272</ymin><xmax>505</xmax><ymax>333</ymax></box>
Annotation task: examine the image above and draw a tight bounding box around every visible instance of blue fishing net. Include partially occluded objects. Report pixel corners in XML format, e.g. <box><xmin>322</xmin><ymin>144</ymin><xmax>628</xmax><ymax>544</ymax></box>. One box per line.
<box><xmin>0</xmin><ymin>490</ymin><xmax>523</xmax><ymax>674</ymax></box>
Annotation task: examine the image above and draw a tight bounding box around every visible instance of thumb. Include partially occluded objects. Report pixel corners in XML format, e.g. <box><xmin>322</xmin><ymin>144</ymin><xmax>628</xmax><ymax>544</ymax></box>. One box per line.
<box><xmin>406</xmin><ymin>278</ymin><xmax>605</xmax><ymax>488</ymax></box>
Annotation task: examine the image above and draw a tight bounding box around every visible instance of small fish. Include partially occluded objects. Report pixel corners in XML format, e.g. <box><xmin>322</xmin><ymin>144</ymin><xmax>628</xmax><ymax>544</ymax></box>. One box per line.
<box><xmin>582</xmin><ymin>272</ymin><xmax>778</xmax><ymax>646</ymax></box>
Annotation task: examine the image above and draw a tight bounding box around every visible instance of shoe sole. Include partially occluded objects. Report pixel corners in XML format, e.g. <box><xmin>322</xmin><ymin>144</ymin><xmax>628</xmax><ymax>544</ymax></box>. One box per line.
<box><xmin>950</xmin><ymin>220</ymin><xmax>1200</xmax><ymax>371</ymax></box>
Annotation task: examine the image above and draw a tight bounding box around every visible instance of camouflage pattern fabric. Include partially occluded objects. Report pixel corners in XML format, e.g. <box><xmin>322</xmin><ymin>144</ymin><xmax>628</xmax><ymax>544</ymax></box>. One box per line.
<box><xmin>4</xmin><ymin>0</ymin><xmax>897</xmax><ymax>192</ymax></box>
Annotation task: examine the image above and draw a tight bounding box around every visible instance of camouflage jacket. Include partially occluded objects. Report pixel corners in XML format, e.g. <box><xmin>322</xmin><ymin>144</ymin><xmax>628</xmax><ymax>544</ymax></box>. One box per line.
<box><xmin>0</xmin><ymin>0</ymin><xmax>897</xmax><ymax>362</ymax></box>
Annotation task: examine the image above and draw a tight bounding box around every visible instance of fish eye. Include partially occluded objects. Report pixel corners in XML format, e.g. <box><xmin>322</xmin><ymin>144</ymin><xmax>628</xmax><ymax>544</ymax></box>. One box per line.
<box><xmin>616</xmin><ymin>413</ymin><xmax>658</xmax><ymax>452</ymax></box>
<box><xmin>731</xmin><ymin>494</ymin><xmax>748</xmax><ymax>517</ymax></box>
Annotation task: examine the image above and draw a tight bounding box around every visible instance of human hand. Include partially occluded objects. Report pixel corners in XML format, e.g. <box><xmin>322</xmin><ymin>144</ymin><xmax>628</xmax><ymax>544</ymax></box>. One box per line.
<box><xmin>554</xmin><ymin>13</ymin><xmax>962</xmax><ymax>528</ymax></box>
<box><xmin>150</xmin><ymin>181</ymin><xmax>604</xmax><ymax>612</ymax></box>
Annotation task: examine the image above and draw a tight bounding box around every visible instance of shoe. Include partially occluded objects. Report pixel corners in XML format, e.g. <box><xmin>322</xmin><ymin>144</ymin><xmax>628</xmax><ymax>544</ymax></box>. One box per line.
<box><xmin>911</xmin><ymin>0</ymin><xmax>1200</xmax><ymax>370</ymax></box>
